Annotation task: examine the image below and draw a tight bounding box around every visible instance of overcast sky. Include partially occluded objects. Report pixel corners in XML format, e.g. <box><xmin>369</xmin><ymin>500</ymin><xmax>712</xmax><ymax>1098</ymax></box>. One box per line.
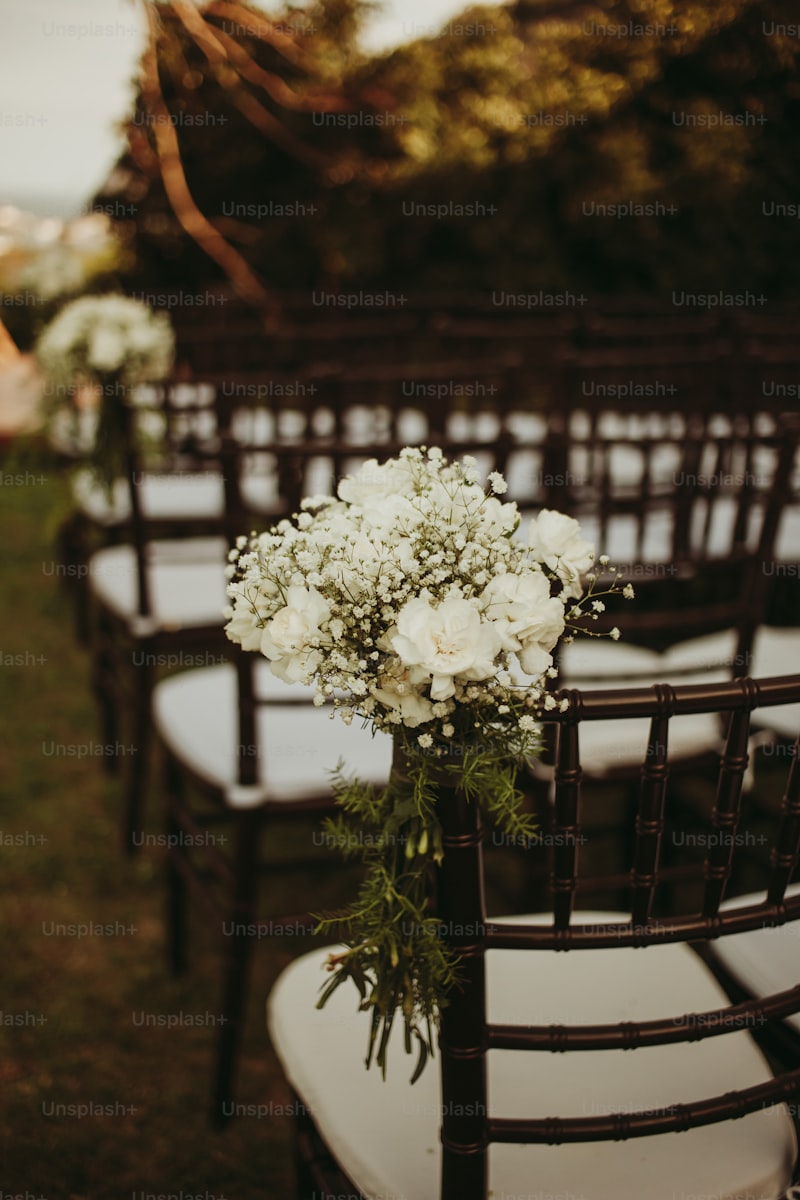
<box><xmin>0</xmin><ymin>0</ymin><xmax>505</xmax><ymax>219</ymax></box>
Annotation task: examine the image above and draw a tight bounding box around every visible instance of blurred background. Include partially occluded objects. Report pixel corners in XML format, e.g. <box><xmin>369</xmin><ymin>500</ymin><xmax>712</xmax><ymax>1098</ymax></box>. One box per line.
<box><xmin>1</xmin><ymin>1</ymin><xmax>799</xmax><ymax>1197</ymax></box>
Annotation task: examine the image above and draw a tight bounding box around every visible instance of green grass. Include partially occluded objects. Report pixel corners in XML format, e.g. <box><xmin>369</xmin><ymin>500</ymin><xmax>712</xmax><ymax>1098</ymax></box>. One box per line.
<box><xmin>0</xmin><ymin>461</ymin><xmax>319</xmax><ymax>1198</ymax></box>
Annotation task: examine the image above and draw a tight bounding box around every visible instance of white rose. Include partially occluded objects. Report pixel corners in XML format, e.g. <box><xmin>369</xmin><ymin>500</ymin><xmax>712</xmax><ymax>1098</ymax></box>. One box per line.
<box><xmin>260</xmin><ymin>584</ymin><xmax>331</xmax><ymax>684</ymax></box>
<box><xmin>371</xmin><ymin>658</ymin><xmax>436</xmax><ymax>728</ymax></box>
<box><xmin>224</xmin><ymin>604</ymin><xmax>264</xmax><ymax>653</ymax></box>
<box><xmin>477</xmin><ymin>495</ymin><xmax>519</xmax><ymax>539</ymax></box>
<box><xmin>360</xmin><ymin>492</ymin><xmax>419</xmax><ymax>532</ymax></box>
<box><xmin>528</xmin><ymin>510</ymin><xmax>594</xmax><ymax>597</ymax></box>
<box><xmin>481</xmin><ymin>571</ymin><xmax>565</xmax><ymax>678</ymax></box>
<box><xmin>391</xmin><ymin>595</ymin><xmax>502</xmax><ymax>701</ymax></box>
<box><xmin>337</xmin><ymin>458</ymin><xmax>415</xmax><ymax>506</ymax></box>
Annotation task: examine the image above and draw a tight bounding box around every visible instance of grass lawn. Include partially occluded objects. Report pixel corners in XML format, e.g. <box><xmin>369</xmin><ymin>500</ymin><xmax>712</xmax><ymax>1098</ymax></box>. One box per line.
<box><xmin>0</xmin><ymin>458</ymin><xmax>323</xmax><ymax>1199</ymax></box>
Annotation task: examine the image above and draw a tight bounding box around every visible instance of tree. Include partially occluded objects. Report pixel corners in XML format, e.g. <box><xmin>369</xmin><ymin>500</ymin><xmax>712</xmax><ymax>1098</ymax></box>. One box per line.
<box><xmin>95</xmin><ymin>0</ymin><xmax>800</xmax><ymax>301</ymax></box>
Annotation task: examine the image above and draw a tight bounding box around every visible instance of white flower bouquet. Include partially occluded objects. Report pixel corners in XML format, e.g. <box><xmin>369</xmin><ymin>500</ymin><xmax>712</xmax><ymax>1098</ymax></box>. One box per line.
<box><xmin>35</xmin><ymin>294</ymin><xmax>174</xmax><ymax>485</ymax></box>
<box><xmin>225</xmin><ymin>447</ymin><xmax>630</xmax><ymax>1076</ymax></box>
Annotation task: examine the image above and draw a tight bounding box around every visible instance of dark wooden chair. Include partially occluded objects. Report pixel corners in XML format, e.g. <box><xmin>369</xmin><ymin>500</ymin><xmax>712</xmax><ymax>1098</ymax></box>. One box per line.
<box><xmin>56</xmin><ymin>376</ymin><xmax>225</xmax><ymax>643</ymax></box>
<box><xmin>732</xmin><ymin>343</ymin><xmax>800</xmax><ymax>501</ymax></box>
<box><xmin>85</xmin><ymin>386</ymin><xmax>297</xmax><ymax>854</ymax></box>
<box><xmin>558</xmin><ymin>343</ymin><xmax>730</xmax><ymax>427</ymax></box>
<box><xmin>153</xmin><ymin>644</ymin><xmax>394</xmax><ymax>1127</ymax></box>
<box><xmin>525</xmin><ymin>421</ymin><xmax>798</xmax><ymax>892</ymax></box>
<box><xmin>268</xmin><ymin>674</ymin><xmax>800</xmax><ymax>1200</ymax></box>
<box><xmin>544</xmin><ymin>421</ymin><xmax>799</xmax><ymax>676</ymax></box>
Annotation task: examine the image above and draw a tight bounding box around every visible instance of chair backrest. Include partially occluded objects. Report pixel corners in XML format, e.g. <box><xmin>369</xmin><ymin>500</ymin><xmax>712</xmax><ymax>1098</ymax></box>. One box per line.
<box><xmin>120</xmin><ymin>369</ymin><xmax>562</xmax><ymax>624</ymax></box>
<box><xmin>580</xmin><ymin>310</ymin><xmax>723</xmax><ymax>346</ymax></box>
<box><xmin>432</xmin><ymin>673</ymin><xmax>800</xmax><ymax>1200</ymax></box>
<box><xmin>173</xmin><ymin>310</ymin><xmax>421</xmax><ymax>375</ymax></box>
<box><xmin>560</xmin><ymin>344</ymin><xmax>729</xmax><ymax>419</ymax></box>
<box><xmin>545</xmin><ymin>421</ymin><xmax>799</xmax><ymax>665</ymax></box>
<box><xmin>118</xmin><ymin>387</ymin><xmax>288</xmax><ymax>622</ymax></box>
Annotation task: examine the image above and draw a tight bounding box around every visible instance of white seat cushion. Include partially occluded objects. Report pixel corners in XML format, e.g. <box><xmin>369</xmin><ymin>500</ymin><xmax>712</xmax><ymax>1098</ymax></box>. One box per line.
<box><xmin>561</xmin><ymin>630</ymin><xmax>739</xmax><ymax>687</ymax></box>
<box><xmin>715</xmin><ymin>883</ymin><xmax>800</xmax><ymax>1035</ymax></box>
<box><xmin>88</xmin><ymin>538</ymin><xmax>229</xmax><ymax>630</ymax></box>
<box><xmin>751</xmin><ymin>628</ymin><xmax>800</xmax><ymax>739</ymax></box>
<box><xmin>559</xmin><ymin>637</ymin><xmax>663</xmax><ymax>683</ymax></box>
<box><xmin>152</xmin><ymin>660</ymin><xmax>393</xmax><ymax>806</ymax></box>
<box><xmin>775</xmin><ymin>504</ymin><xmax>800</xmax><ymax>562</ymax></box>
<box><xmin>568</xmin><ymin>710</ymin><xmax>724</xmax><ymax>776</ymax></box>
<box><xmin>73</xmin><ymin>466</ymin><xmax>283</xmax><ymax>526</ymax></box>
<box><xmin>73</xmin><ymin>469</ymin><xmax>226</xmax><ymax>526</ymax></box>
<box><xmin>560</xmin><ymin>628</ymin><xmax>800</xmax><ymax>767</ymax></box>
<box><xmin>555</xmin><ymin>632</ymin><xmax>738</xmax><ymax>774</ymax></box>
<box><xmin>268</xmin><ymin>912</ymin><xmax>796</xmax><ymax>1200</ymax></box>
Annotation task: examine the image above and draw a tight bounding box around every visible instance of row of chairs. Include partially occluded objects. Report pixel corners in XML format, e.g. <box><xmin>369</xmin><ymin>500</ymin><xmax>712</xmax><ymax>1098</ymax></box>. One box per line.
<box><xmin>54</xmin><ymin>349</ymin><xmax>800</xmax><ymax>580</ymax></box>
<box><xmin>170</xmin><ymin>317</ymin><xmax>800</xmax><ymax>399</ymax></box>
<box><xmin>66</xmin><ymin>382</ymin><xmax>800</xmax><ymax>1138</ymax></box>
<box><xmin>167</xmin><ymin>289</ymin><xmax>799</xmax><ymax>339</ymax></box>
<box><xmin>70</xmin><ymin>399</ymin><xmax>800</xmax><ymax>816</ymax></box>
<box><xmin>58</xmin><ymin>366</ymin><xmax>800</xmax><ymax>660</ymax></box>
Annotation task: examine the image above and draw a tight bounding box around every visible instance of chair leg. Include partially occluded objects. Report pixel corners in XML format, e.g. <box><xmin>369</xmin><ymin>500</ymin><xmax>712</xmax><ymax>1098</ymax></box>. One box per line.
<box><xmin>89</xmin><ymin>614</ymin><xmax>121</xmax><ymax>777</ymax></box>
<box><xmin>56</xmin><ymin>512</ymin><xmax>92</xmax><ymax>647</ymax></box>
<box><xmin>165</xmin><ymin>757</ymin><xmax>188</xmax><ymax>977</ymax></box>
<box><xmin>123</xmin><ymin>656</ymin><xmax>152</xmax><ymax>856</ymax></box>
<box><xmin>213</xmin><ymin>808</ymin><xmax>262</xmax><ymax>1128</ymax></box>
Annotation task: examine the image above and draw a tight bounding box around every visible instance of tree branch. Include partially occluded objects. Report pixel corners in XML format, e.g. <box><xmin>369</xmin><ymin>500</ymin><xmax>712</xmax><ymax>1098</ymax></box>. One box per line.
<box><xmin>205</xmin><ymin>0</ymin><xmax>310</xmax><ymax>67</ymax></box>
<box><xmin>139</xmin><ymin>2</ymin><xmax>275</xmax><ymax>310</ymax></box>
<box><xmin>168</xmin><ymin>0</ymin><xmax>333</xmax><ymax>168</ymax></box>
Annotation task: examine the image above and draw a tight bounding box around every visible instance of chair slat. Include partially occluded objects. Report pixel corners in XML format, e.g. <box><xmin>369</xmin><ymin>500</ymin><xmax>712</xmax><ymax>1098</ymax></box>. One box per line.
<box><xmin>552</xmin><ymin>712</ymin><xmax>582</xmax><ymax>929</ymax></box>
<box><xmin>488</xmin><ymin>985</ymin><xmax>800</xmax><ymax>1051</ymax></box>
<box><xmin>767</xmin><ymin>731</ymin><xmax>800</xmax><ymax>906</ymax></box>
<box><xmin>487</xmin><ymin>1068</ymin><xmax>800</xmax><ymax>1144</ymax></box>
<box><xmin>630</xmin><ymin>711</ymin><xmax>670</xmax><ymax>927</ymax></box>
<box><xmin>702</xmin><ymin>695</ymin><xmax>753</xmax><ymax>918</ymax></box>
<box><xmin>436</xmin><ymin>765</ymin><xmax>489</xmax><ymax>1200</ymax></box>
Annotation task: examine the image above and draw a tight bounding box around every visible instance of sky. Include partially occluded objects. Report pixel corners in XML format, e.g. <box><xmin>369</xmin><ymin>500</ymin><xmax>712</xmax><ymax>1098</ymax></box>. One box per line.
<box><xmin>0</xmin><ymin>0</ymin><xmax>506</xmax><ymax>220</ymax></box>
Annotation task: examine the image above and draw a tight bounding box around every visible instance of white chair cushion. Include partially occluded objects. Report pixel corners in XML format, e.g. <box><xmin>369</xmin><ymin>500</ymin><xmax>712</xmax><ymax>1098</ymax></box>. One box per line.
<box><xmin>88</xmin><ymin>538</ymin><xmax>229</xmax><ymax>630</ymax></box>
<box><xmin>523</xmin><ymin>628</ymin><xmax>796</xmax><ymax>780</ymax></box>
<box><xmin>569</xmin><ymin>710</ymin><xmax>724</xmax><ymax>776</ymax></box>
<box><xmin>775</xmin><ymin>504</ymin><xmax>800</xmax><ymax>563</ymax></box>
<box><xmin>715</xmin><ymin>883</ymin><xmax>800</xmax><ymax>1035</ymax></box>
<box><xmin>268</xmin><ymin>912</ymin><xmax>796</xmax><ymax>1200</ymax></box>
<box><xmin>556</xmin><ymin>632</ymin><xmax>739</xmax><ymax>774</ymax></box>
<box><xmin>559</xmin><ymin>638</ymin><xmax>663</xmax><ymax>682</ymax></box>
<box><xmin>73</xmin><ymin>469</ymin><xmax>226</xmax><ymax>525</ymax></box>
<box><xmin>751</xmin><ymin>628</ymin><xmax>800</xmax><ymax>739</ymax></box>
<box><xmin>152</xmin><ymin>660</ymin><xmax>393</xmax><ymax>805</ymax></box>
<box><xmin>561</xmin><ymin>630</ymin><xmax>741</xmax><ymax>687</ymax></box>
<box><xmin>74</xmin><ymin>465</ymin><xmax>285</xmax><ymax>526</ymax></box>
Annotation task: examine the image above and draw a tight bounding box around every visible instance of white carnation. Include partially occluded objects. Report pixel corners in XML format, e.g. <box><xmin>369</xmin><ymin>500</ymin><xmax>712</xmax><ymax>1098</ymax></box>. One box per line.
<box><xmin>392</xmin><ymin>595</ymin><xmax>502</xmax><ymax>701</ymax></box>
<box><xmin>528</xmin><ymin>509</ymin><xmax>595</xmax><ymax>597</ymax></box>
<box><xmin>260</xmin><ymin>584</ymin><xmax>331</xmax><ymax>683</ymax></box>
<box><xmin>481</xmin><ymin>571</ymin><xmax>565</xmax><ymax>679</ymax></box>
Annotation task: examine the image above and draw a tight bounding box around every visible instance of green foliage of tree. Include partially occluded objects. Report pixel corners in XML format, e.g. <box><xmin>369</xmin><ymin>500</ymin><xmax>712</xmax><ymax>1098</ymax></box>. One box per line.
<box><xmin>97</xmin><ymin>0</ymin><xmax>800</xmax><ymax>301</ymax></box>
